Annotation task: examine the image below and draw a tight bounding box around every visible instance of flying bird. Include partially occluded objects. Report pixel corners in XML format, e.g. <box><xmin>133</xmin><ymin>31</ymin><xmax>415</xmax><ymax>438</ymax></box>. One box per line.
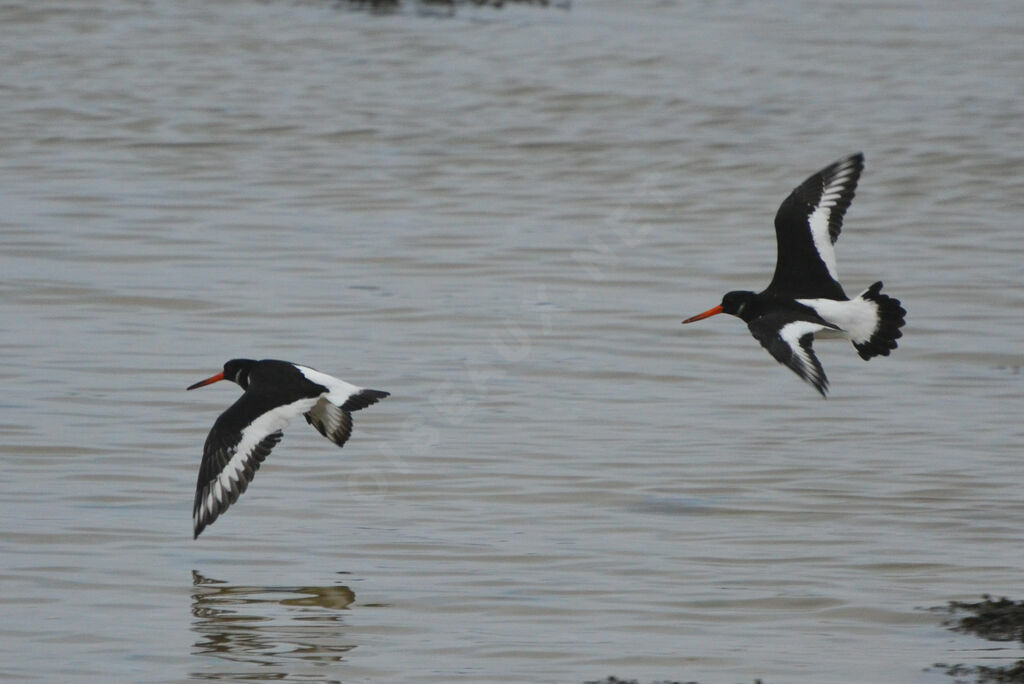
<box><xmin>682</xmin><ymin>153</ymin><xmax>905</xmax><ymax>396</ymax></box>
<box><xmin>187</xmin><ymin>359</ymin><xmax>389</xmax><ymax>538</ymax></box>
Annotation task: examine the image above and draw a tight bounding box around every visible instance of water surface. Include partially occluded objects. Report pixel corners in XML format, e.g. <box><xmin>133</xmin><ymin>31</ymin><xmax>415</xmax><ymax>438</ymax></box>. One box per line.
<box><xmin>1</xmin><ymin>1</ymin><xmax>1023</xmax><ymax>681</ymax></box>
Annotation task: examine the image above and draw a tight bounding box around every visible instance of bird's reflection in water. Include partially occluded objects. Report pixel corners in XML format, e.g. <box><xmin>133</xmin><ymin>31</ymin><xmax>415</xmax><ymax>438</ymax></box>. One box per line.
<box><xmin>190</xmin><ymin>570</ymin><xmax>356</xmax><ymax>681</ymax></box>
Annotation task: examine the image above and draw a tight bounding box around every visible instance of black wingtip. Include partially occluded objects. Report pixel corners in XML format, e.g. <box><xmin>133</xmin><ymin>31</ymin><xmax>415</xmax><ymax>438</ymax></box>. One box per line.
<box><xmin>341</xmin><ymin>389</ymin><xmax>390</xmax><ymax>412</ymax></box>
<box><xmin>810</xmin><ymin>367</ymin><xmax>829</xmax><ymax>399</ymax></box>
<box><xmin>818</xmin><ymin>152</ymin><xmax>864</xmax><ymax>179</ymax></box>
<box><xmin>193</xmin><ymin>510</ymin><xmax>208</xmax><ymax>539</ymax></box>
<box><xmin>836</xmin><ymin>151</ymin><xmax>864</xmax><ymax>171</ymax></box>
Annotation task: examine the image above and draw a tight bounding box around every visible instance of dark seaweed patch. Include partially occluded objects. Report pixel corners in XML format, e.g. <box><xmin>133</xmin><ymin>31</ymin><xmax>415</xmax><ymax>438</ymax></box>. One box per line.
<box><xmin>583</xmin><ymin>678</ymin><xmax>763</xmax><ymax>684</ymax></box>
<box><xmin>933</xmin><ymin>595</ymin><xmax>1024</xmax><ymax>683</ymax></box>
<box><xmin>333</xmin><ymin>0</ymin><xmax>568</xmax><ymax>12</ymax></box>
<box><xmin>946</xmin><ymin>596</ymin><xmax>1024</xmax><ymax>643</ymax></box>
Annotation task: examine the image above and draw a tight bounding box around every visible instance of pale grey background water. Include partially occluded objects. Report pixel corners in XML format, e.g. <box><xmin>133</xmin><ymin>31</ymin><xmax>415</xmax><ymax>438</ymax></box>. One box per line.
<box><xmin>1</xmin><ymin>1</ymin><xmax>1022</xmax><ymax>682</ymax></box>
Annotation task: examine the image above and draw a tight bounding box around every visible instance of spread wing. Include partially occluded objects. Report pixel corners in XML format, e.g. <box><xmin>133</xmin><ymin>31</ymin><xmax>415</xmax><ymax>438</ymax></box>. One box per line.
<box><xmin>192</xmin><ymin>393</ymin><xmax>315</xmax><ymax>539</ymax></box>
<box><xmin>747</xmin><ymin>313</ymin><xmax>836</xmax><ymax>397</ymax></box>
<box><xmin>767</xmin><ymin>153</ymin><xmax>863</xmax><ymax>299</ymax></box>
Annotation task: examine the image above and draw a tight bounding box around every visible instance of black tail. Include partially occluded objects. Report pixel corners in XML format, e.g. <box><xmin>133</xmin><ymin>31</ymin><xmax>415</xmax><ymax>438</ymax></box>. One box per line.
<box><xmin>853</xmin><ymin>281</ymin><xmax>906</xmax><ymax>361</ymax></box>
<box><xmin>341</xmin><ymin>389</ymin><xmax>390</xmax><ymax>412</ymax></box>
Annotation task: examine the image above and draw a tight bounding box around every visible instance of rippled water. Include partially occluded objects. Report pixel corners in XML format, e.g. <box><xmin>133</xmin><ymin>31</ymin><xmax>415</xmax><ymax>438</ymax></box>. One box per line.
<box><xmin>2</xmin><ymin>1</ymin><xmax>1023</xmax><ymax>682</ymax></box>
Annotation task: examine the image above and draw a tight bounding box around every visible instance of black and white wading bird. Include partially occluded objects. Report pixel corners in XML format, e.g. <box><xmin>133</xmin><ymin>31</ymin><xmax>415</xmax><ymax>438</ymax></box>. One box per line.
<box><xmin>187</xmin><ymin>359</ymin><xmax>389</xmax><ymax>538</ymax></box>
<box><xmin>682</xmin><ymin>153</ymin><xmax>906</xmax><ymax>397</ymax></box>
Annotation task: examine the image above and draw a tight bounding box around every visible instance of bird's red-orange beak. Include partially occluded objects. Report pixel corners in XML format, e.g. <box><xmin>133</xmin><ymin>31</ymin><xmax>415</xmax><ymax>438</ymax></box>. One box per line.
<box><xmin>682</xmin><ymin>305</ymin><xmax>724</xmax><ymax>324</ymax></box>
<box><xmin>187</xmin><ymin>371</ymin><xmax>225</xmax><ymax>391</ymax></box>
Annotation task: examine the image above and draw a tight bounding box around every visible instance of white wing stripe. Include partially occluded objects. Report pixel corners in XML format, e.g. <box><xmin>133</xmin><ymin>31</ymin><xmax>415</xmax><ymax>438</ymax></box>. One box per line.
<box><xmin>808</xmin><ymin>207</ymin><xmax>838</xmax><ymax>281</ymax></box>
<box><xmin>806</xmin><ymin>164</ymin><xmax>857</xmax><ymax>283</ymax></box>
<box><xmin>779</xmin><ymin>320</ymin><xmax>826</xmax><ymax>385</ymax></box>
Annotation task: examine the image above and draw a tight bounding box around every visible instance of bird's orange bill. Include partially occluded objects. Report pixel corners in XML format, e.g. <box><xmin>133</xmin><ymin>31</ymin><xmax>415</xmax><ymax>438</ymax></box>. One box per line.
<box><xmin>187</xmin><ymin>372</ymin><xmax>225</xmax><ymax>391</ymax></box>
<box><xmin>682</xmin><ymin>305</ymin><xmax>724</xmax><ymax>324</ymax></box>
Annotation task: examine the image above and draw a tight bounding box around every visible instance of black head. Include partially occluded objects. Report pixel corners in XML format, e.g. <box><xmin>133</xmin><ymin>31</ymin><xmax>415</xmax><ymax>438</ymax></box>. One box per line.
<box><xmin>682</xmin><ymin>290</ymin><xmax>758</xmax><ymax>325</ymax></box>
<box><xmin>222</xmin><ymin>359</ymin><xmax>257</xmax><ymax>388</ymax></box>
<box><xmin>187</xmin><ymin>358</ymin><xmax>257</xmax><ymax>391</ymax></box>
<box><xmin>720</xmin><ymin>290</ymin><xmax>758</xmax><ymax>320</ymax></box>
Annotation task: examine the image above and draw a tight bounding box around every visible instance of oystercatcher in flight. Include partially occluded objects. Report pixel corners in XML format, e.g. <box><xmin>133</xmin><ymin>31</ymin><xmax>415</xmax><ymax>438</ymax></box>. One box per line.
<box><xmin>187</xmin><ymin>359</ymin><xmax>389</xmax><ymax>538</ymax></box>
<box><xmin>682</xmin><ymin>153</ymin><xmax>906</xmax><ymax>397</ymax></box>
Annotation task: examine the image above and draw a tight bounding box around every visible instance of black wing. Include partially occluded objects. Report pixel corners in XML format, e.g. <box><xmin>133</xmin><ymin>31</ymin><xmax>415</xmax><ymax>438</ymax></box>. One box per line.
<box><xmin>192</xmin><ymin>392</ymin><xmax>296</xmax><ymax>539</ymax></box>
<box><xmin>766</xmin><ymin>153</ymin><xmax>863</xmax><ymax>300</ymax></box>
<box><xmin>747</xmin><ymin>312</ymin><xmax>836</xmax><ymax>397</ymax></box>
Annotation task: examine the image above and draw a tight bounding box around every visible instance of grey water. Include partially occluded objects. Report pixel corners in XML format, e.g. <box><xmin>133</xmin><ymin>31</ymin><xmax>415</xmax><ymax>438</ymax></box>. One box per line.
<box><xmin>1</xmin><ymin>1</ymin><xmax>1022</xmax><ymax>681</ymax></box>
